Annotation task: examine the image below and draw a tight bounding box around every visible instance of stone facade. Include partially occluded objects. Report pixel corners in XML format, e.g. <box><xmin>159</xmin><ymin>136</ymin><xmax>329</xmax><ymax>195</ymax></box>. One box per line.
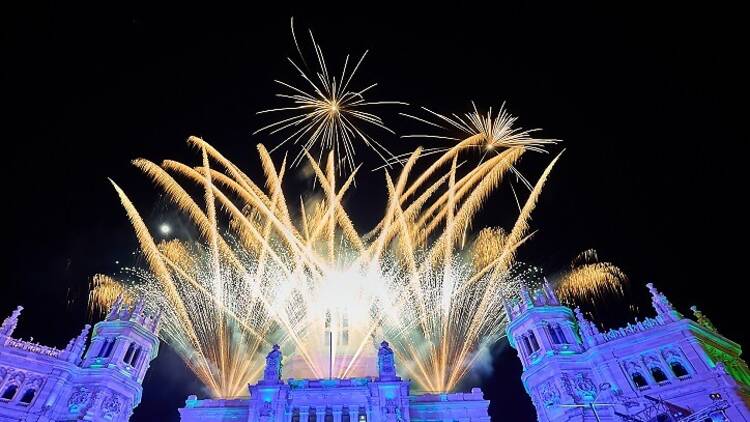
<box><xmin>506</xmin><ymin>282</ymin><xmax>750</xmax><ymax>421</ymax></box>
<box><xmin>0</xmin><ymin>296</ymin><xmax>160</xmax><ymax>421</ymax></box>
<box><xmin>179</xmin><ymin>341</ymin><xmax>490</xmax><ymax>422</ymax></box>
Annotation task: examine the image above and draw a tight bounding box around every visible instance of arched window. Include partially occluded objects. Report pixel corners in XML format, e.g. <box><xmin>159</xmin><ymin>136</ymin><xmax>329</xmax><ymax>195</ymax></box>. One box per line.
<box><xmin>291</xmin><ymin>408</ymin><xmax>300</xmax><ymax>422</ymax></box>
<box><xmin>522</xmin><ymin>335</ymin><xmax>533</xmax><ymax>355</ymax></box>
<box><xmin>631</xmin><ymin>372</ymin><xmax>648</xmax><ymax>388</ymax></box>
<box><xmin>528</xmin><ymin>331</ymin><xmax>540</xmax><ymax>352</ymax></box>
<box><xmin>547</xmin><ymin>325</ymin><xmax>561</xmax><ymax>344</ymax></box>
<box><xmin>554</xmin><ymin>325</ymin><xmax>568</xmax><ymax>344</ymax></box>
<box><xmin>358</xmin><ymin>407</ymin><xmax>367</xmax><ymax>422</ymax></box>
<box><xmin>325</xmin><ymin>408</ymin><xmax>333</xmax><ymax>422</ymax></box>
<box><xmin>104</xmin><ymin>338</ymin><xmax>116</xmax><ymax>357</ymax></box>
<box><xmin>342</xmin><ymin>407</ymin><xmax>351</xmax><ymax>422</ymax></box>
<box><xmin>651</xmin><ymin>367</ymin><xmax>668</xmax><ymax>383</ymax></box>
<box><xmin>1</xmin><ymin>385</ymin><xmax>18</xmax><ymax>400</ymax></box>
<box><xmin>97</xmin><ymin>339</ymin><xmax>110</xmax><ymax>357</ymax></box>
<box><xmin>670</xmin><ymin>361</ymin><xmax>689</xmax><ymax>377</ymax></box>
<box><xmin>123</xmin><ymin>342</ymin><xmax>136</xmax><ymax>364</ymax></box>
<box><xmin>19</xmin><ymin>389</ymin><xmax>36</xmax><ymax>404</ymax></box>
<box><xmin>130</xmin><ymin>346</ymin><xmax>142</xmax><ymax>366</ymax></box>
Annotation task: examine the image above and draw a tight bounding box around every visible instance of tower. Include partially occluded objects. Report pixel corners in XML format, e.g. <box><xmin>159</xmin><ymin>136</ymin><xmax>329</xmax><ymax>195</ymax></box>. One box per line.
<box><xmin>0</xmin><ymin>296</ymin><xmax>160</xmax><ymax>421</ymax></box>
<box><xmin>507</xmin><ymin>282</ymin><xmax>750</xmax><ymax>422</ymax></box>
<box><xmin>505</xmin><ymin>282</ymin><xmax>610</xmax><ymax>422</ymax></box>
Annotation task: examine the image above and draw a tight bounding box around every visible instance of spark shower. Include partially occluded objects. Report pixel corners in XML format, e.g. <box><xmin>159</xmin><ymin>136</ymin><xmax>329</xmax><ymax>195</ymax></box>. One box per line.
<box><xmin>90</xmin><ymin>23</ymin><xmax>625</xmax><ymax>398</ymax></box>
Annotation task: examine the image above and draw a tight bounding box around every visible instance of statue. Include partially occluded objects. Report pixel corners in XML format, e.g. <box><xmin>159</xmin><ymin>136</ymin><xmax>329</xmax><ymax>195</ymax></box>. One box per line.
<box><xmin>378</xmin><ymin>341</ymin><xmax>399</xmax><ymax>381</ymax></box>
<box><xmin>263</xmin><ymin>344</ymin><xmax>283</xmax><ymax>383</ymax></box>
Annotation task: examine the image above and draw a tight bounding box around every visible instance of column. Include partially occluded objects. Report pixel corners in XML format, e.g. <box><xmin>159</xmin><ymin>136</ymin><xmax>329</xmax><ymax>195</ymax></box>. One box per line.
<box><xmin>316</xmin><ymin>406</ymin><xmax>325</xmax><ymax>422</ymax></box>
<box><xmin>300</xmin><ymin>408</ymin><xmax>309</xmax><ymax>422</ymax></box>
<box><xmin>333</xmin><ymin>406</ymin><xmax>342</xmax><ymax>422</ymax></box>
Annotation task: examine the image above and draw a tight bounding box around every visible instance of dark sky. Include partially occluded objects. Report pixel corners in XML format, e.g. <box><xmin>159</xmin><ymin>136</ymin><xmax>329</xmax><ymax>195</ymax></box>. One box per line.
<box><xmin>3</xmin><ymin>3</ymin><xmax>746</xmax><ymax>421</ymax></box>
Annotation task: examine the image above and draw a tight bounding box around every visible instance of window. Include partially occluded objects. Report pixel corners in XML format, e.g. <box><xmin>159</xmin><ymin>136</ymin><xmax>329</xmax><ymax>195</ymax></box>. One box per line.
<box><xmin>97</xmin><ymin>339</ymin><xmax>111</xmax><ymax>357</ymax></box>
<box><xmin>130</xmin><ymin>347</ymin><xmax>142</xmax><ymax>366</ymax></box>
<box><xmin>325</xmin><ymin>408</ymin><xmax>333</xmax><ymax>422</ymax></box>
<box><xmin>670</xmin><ymin>361</ymin><xmax>689</xmax><ymax>377</ymax></box>
<box><xmin>342</xmin><ymin>407</ymin><xmax>351</xmax><ymax>422</ymax></box>
<box><xmin>555</xmin><ymin>325</ymin><xmax>568</xmax><ymax>344</ymax></box>
<box><xmin>358</xmin><ymin>407</ymin><xmax>367</xmax><ymax>422</ymax></box>
<box><xmin>19</xmin><ymin>389</ymin><xmax>36</xmax><ymax>404</ymax></box>
<box><xmin>548</xmin><ymin>325</ymin><xmax>561</xmax><ymax>344</ymax></box>
<box><xmin>291</xmin><ymin>409</ymin><xmax>300</xmax><ymax>422</ymax></box>
<box><xmin>1</xmin><ymin>385</ymin><xmax>18</xmax><ymax>400</ymax></box>
<box><xmin>632</xmin><ymin>372</ymin><xmax>648</xmax><ymax>388</ymax></box>
<box><xmin>123</xmin><ymin>342</ymin><xmax>136</xmax><ymax>364</ymax></box>
<box><xmin>528</xmin><ymin>331</ymin><xmax>540</xmax><ymax>352</ymax></box>
<box><xmin>651</xmin><ymin>367</ymin><xmax>668</xmax><ymax>383</ymax></box>
<box><xmin>104</xmin><ymin>339</ymin><xmax>116</xmax><ymax>357</ymax></box>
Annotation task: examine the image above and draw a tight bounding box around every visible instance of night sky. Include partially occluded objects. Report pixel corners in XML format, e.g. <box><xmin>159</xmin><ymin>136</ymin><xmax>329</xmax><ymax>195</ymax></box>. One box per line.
<box><xmin>3</xmin><ymin>3</ymin><xmax>746</xmax><ymax>421</ymax></box>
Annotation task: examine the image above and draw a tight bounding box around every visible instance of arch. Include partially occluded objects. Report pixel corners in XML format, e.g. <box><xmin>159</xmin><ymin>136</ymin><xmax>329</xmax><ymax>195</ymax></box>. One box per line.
<box><xmin>97</xmin><ymin>338</ymin><xmax>110</xmax><ymax>357</ymax></box>
<box><xmin>104</xmin><ymin>338</ymin><xmax>116</xmax><ymax>357</ymax></box>
<box><xmin>670</xmin><ymin>361</ymin><xmax>689</xmax><ymax>377</ymax></box>
<box><xmin>527</xmin><ymin>331</ymin><xmax>540</xmax><ymax>352</ymax></box>
<box><xmin>291</xmin><ymin>408</ymin><xmax>300</xmax><ymax>422</ymax></box>
<box><xmin>522</xmin><ymin>335</ymin><xmax>533</xmax><ymax>355</ymax></box>
<box><xmin>19</xmin><ymin>388</ymin><xmax>36</xmax><ymax>404</ymax></box>
<box><xmin>130</xmin><ymin>346</ymin><xmax>142</xmax><ymax>366</ymax></box>
<box><xmin>651</xmin><ymin>366</ymin><xmax>668</xmax><ymax>383</ymax></box>
<box><xmin>547</xmin><ymin>324</ymin><xmax>561</xmax><ymax>344</ymax></box>
<box><xmin>631</xmin><ymin>371</ymin><xmax>648</xmax><ymax>388</ymax></box>
<box><xmin>342</xmin><ymin>407</ymin><xmax>351</xmax><ymax>422</ymax></box>
<box><xmin>554</xmin><ymin>324</ymin><xmax>568</xmax><ymax>343</ymax></box>
<box><xmin>1</xmin><ymin>384</ymin><xmax>18</xmax><ymax>400</ymax></box>
<box><xmin>123</xmin><ymin>342</ymin><xmax>136</xmax><ymax>364</ymax></box>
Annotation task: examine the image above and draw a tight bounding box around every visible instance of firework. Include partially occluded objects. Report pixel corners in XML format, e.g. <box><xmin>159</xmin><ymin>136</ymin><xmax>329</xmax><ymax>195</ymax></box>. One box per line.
<box><xmin>556</xmin><ymin>249</ymin><xmax>627</xmax><ymax>303</ymax></box>
<box><xmin>254</xmin><ymin>19</ymin><xmax>406</xmax><ymax>174</ymax></box>
<box><xmin>93</xmin><ymin>124</ymin><xmax>576</xmax><ymax>396</ymax></box>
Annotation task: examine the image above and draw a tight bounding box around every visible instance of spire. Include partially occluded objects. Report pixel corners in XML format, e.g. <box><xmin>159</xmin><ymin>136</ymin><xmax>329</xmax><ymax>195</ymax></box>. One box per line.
<box><xmin>150</xmin><ymin>309</ymin><xmax>162</xmax><ymax>333</ymax></box>
<box><xmin>574</xmin><ymin>307</ymin><xmax>600</xmax><ymax>347</ymax></box>
<box><xmin>65</xmin><ymin>324</ymin><xmax>91</xmax><ymax>364</ymax></box>
<box><xmin>131</xmin><ymin>296</ymin><xmax>146</xmax><ymax>322</ymax></box>
<box><xmin>0</xmin><ymin>305</ymin><xmax>23</xmax><ymax>337</ymax></box>
<box><xmin>646</xmin><ymin>282</ymin><xmax>682</xmax><ymax>321</ymax></box>
<box><xmin>543</xmin><ymin>280</ymin><xmax>560</xmax><ymax>305</ymax></box>
<box><xmin>107</xmin><ymin>294</ymin><xmax>124</xmax><ymax>321</ymax></box>
<box><xmin>690</xmin><ymin>305</ymin><xmax>718</xmax><ymax>333</ymax></box>
<box><xmin>519</xmin><ymin>285</ymin><xmax>534</xmax><ymax>308</ymax></box>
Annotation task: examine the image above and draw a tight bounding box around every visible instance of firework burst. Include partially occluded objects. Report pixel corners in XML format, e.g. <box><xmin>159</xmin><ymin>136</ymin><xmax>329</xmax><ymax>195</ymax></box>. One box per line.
<box><xmin>254</xmin><ymin>19</ymin><xmax>406</xmax><ymax>174</ymax></box>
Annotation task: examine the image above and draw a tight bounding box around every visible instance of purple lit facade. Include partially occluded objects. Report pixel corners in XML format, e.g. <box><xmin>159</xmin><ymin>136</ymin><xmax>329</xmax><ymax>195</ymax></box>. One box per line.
<box><xmin>178</xmin><ymin>341</ymin><xmax>491</xmax><ymax>422</ymax></box>
<box><xmin>0</xmin><ymin>296</ymin><xmax>159</xmax><ymax>421</ymax></box>
<box><xmin>506</xmin><ymin>283</ymin><xmax>750</xmax><ymax>421</ymax></box>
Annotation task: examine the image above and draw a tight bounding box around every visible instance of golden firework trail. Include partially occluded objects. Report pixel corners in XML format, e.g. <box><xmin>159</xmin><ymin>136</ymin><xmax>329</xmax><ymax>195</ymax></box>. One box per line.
<box><xmin>254</xmin><ymin>18</ymin><xmax>407</xmax><ymax>174</ymax></box>
<box><xmin>92</xmin><ymin>90</ymin><xmax>626</xmax><ymax>397</ymax></box>
<box><xmin>556</xmin><ymin>249</ymin><xmax>628</xmax><ymax>304</ymax></box>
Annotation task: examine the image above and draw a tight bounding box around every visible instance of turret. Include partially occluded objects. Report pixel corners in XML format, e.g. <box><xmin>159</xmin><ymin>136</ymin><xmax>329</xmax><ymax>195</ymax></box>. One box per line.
<box><xmin>82</xmin><ymin>296</ymin><xmax>160</xmax><ymax>383</ymax></box>
<box><xmin>506</xmin><ymin>282</ymin><xmax>582</xmax><ymax>369</ymax></box>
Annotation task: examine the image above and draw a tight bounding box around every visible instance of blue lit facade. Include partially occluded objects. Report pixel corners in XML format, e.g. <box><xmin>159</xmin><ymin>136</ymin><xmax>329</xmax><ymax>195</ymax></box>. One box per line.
<box><xmin>178</xmin><ymin>342</ymin><xmax>491</xmax><ymax>422</ymax></box>
<box><xmin>506</xmin><ymin>282</ymin><xmax>750</xmax><ymax>421</ymax></box>
<box><xmin>0</xmin><ymin>297</ymin><xmax>160</xmax><ymax>421</ymax></box>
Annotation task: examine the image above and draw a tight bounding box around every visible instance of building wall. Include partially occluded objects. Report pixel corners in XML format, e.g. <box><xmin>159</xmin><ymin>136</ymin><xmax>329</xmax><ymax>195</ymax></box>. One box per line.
<box><xmin>179</xmin><ymin>342</ymin><xmax>490</xmax><ymax>422</ymax></box>
<box><xmin>507</xmin><ymin>282</ymin><xmax>750</xmax><ymax>421</ymax></box>
<box><xmin>0</xmin><ymin>298</ymin><xmax>159</xmax><ymax>421</ymax></box>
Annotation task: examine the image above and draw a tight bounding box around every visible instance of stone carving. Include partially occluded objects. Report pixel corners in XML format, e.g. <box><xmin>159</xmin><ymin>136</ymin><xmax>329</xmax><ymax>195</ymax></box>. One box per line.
<box><xmin>102</xmin><ymin>393</ymin><xmax>123</xmax><ymax>418</ymax></box>
<box><xmin>68</xmin><ymin>387</ymin><xmax>92</xmax><ymax>412</ymax></box>
<box><xmin>539</xmin><ymin>380</ymin><xmax>561</xmax><ymax>407</ymax></box>
<box><xmin>562</xmin><ymin>372</ymin><xmax>597</xmax><ymax>402</ymax></box>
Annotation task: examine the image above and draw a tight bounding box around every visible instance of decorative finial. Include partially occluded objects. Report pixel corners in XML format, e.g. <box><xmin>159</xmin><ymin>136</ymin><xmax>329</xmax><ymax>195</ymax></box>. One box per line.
<box><xmin>519</xmin><ymin>286</ymin><xmax>534</xmax><ymax>308</ymax></box>
<box><xmin>543</xmin><ymin>280</ymin><xmax>560</xmax><ymax>305</ymax></box>
<box><xmin>0</xmin><ymin>305</ymin><xmax>24</xmax><ymax>337</ymax></box>
<box><xmin>646</xmin><ymin>283</ymin><xmax>682</xmax><ymax>321</ymax></box>
<box><xmin>107</xmin><ymin>295</ymin><xmax>124</xmax><ymax>321</ymax></box>
<box><xmin>66</xmin><ymin>324</ymin><xmax>91</xmax><ymax>364</ymax></box>
<box><xmin>690</xmin><ymin>305</ymin><xmax>718</xmax><ymax>332</ymax></box>
<box><xmin>132</xmin><ymin>296</ymin><xmax>146</xmax><ymax>320</ymax></box>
